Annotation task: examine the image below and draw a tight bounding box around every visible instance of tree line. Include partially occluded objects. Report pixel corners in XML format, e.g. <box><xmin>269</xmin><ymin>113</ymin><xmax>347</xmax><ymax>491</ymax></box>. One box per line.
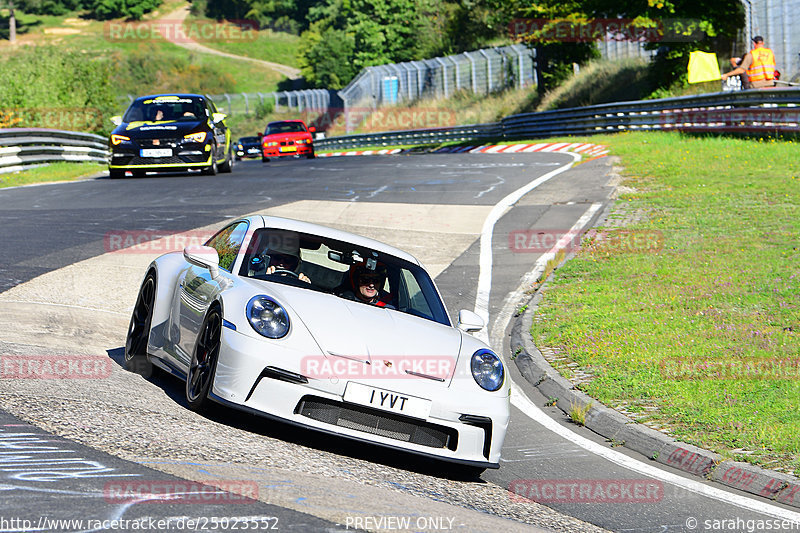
<box><xmin>198</xmin><ymin>0</ymin><xmax>744</xmax><ymax>93</ymax></box>
<box><xmin>11</xmin><ymin>0</ymin><xmax>161</xmax><ymax>20</ymax></box>
<box><xmin>5</xmin><ymin>0</ymin><xmax>745</xmax><ymax>94</ymax></box>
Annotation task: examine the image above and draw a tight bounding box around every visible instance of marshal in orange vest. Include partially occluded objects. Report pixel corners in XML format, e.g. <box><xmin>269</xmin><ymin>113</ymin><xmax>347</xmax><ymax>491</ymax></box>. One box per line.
<box><xmin>747</xmin><ymin>46</ymin><xmax>777</xmax><ymax>83</ymax></box>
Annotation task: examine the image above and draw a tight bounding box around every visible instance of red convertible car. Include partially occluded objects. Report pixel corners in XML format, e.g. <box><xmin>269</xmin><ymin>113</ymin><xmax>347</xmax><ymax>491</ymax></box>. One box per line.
<box><xmin>261</xmin><ymin>120</ymin><xmax>315</xmax><ymax>162</ymax></box>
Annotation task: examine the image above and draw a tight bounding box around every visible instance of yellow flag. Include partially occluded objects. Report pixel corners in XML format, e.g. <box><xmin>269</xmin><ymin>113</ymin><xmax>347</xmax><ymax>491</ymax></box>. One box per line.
<box><xmin>688</xmin><ymin>51</ymin><xmax>721</xmax><ymax>83</ymax></box>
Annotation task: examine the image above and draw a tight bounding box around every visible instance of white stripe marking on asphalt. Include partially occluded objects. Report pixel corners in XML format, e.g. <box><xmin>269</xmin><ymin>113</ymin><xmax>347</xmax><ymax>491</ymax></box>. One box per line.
<box><xmin>473</xmin><ymin>152</ymin><xmax>581</xmax><ymax>343</ymax></box>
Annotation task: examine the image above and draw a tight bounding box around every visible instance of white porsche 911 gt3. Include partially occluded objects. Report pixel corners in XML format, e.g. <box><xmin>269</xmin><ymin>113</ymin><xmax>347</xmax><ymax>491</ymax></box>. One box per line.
<box><xmin>124</xmin><ymin>216</ymin><xmax>509</xmax><ymax>469</ymax></box>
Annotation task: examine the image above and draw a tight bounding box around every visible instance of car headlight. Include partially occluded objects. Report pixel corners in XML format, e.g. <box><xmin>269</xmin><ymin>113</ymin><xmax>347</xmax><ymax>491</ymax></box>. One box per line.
<box><xmin>237</xmin><ymin>144</ymin><xmax>243</xmax><ymax>149</ymax></box>
<box><xmin>470</xmin><ymin>349</ymin><xmax>504</xmax><ymax>391</ymax></box>
<box><xmin>246</xmin><ymin>296</ymin><xmax>290</xmax><ymax>339</ymax></box>
<box><xmin>296</xmin><ymin>139</ymin><xmax>307</xmax><ymax>144</ymax></box>
<box><xmin>184</xmin><ymin>131</ymin><xmax>207</xmax><ymax>143</ymax></box>
<box><xmin>110</xmin><ymin>134</ymin><xmax>130</xmax><ymax>145</ymax></box>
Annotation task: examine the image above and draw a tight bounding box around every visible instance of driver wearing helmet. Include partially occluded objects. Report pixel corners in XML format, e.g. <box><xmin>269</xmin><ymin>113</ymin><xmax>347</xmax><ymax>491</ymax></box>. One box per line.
<box><xmin>339</xmin><ymin>263</ymin><xmax>393</xmax><ymax>308</ymax></box>
<box><xmin>264</xmin><ymin>241</ymin><xmax>311</xmax><ymax>284</ymax></box>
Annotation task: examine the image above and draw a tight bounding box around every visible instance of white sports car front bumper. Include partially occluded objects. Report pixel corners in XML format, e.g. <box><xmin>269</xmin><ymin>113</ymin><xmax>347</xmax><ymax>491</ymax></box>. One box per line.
<box><xmin>208</xmin><ymin>327</ymin><xmax>510</xmax><ymax>468</ymax></box>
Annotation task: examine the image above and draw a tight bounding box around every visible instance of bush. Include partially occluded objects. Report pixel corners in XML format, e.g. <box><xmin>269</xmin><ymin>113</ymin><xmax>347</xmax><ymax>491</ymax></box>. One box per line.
<box><xmin>110</xmin><ymin>46</ymin><xmax>236</xmax><ymax>96</ymax></box>
<box><xmin>254</xmin><ymin>98</ymin><xmax>274</xmax><ymax>118</ymax></box>
<box><xmin>0</xmin><ymin>46</ymin><xmax>117</xmax><ymax>134</ymax></box>
<box><xmin>88</xmin><ymin>0</ymin><xmax>162</xmax><ymax>20</ymax></box>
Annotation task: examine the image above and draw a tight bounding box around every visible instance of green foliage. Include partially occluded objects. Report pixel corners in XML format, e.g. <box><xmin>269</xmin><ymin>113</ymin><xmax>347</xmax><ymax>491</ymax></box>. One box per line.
<box><xmin>15</xmin><ymin>0</ymin><xmax>85</xmax><ymax>16</ymax></box>
<box><xmin>247</xmin><ymin>0</ymin><xmax>315</xmax><ymax>33</ymax></box>
<box><xmin>298</xmin><ymin>25</ymin><xmax>357</xmax><ymax>89</ymax></box>
<box><xmin>435</xmin><ymin>0</ymin><xmax>513</xmax><ymax>54</ymax></box>
<box><xmin>298</xmin><ymin>0</ymin><xmax>444</xmax><ymax>88</ymax></box>
<box><xmin>0</xmin><ymin>46</ymin><xmax>117</xmax><ymax>133</ymax></box>
<box><xmin>254</xmin><ymin>97</ymin><xmax>274</xmax><ymax>118</ymax></box>
<box><xmin>534</xmin><ymin>58</ymin><xmax>655</xmax><ymax>112</ymax></box>
<box><xmin>110</xmin><ymin>45</ymin><xmax>236</xmax><ymax>95</ymax></box>
<box><xmin>15</xmin><ymin>0</ymin><xmax>162</xmax><ymax>19</ymax></box>
<box><xmin>199</xmin><ymin>0</ymin><xmax>315</xmax><ymax>34</ymax></box>
<box><xmin>87</xmin><ymin>0</ymin><xmax>162</xmax><ymax>20</ymax></box>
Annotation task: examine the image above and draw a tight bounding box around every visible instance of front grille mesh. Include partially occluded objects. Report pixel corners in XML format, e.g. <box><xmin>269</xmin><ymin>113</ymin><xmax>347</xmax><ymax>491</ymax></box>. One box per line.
<box><xmin>296</xmin><ymin>396</ymin><xmax>457</xmax><ymax>450</ymax></box>
<box><xmin>128</xmin><ymin>156</ymin><xmax>199</xmax><ymax>165</ymax></box>
<box><xmin>139</xmin><ymin>138</ymin><xmax>180</xmax><ymax>147</ymax></box>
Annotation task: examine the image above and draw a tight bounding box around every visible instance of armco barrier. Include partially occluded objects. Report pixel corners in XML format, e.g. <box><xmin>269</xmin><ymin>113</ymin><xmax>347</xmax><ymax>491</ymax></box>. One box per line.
<box><xmin>315</xmin><ymin>88</ymin><xmax>800</xmax><ymax>151</ymax></box>
<box><xmin>316</xmin><ymin>123</ymin><xmax>502</xmax><ymax>151</ymax></box>
<box><xmin>0</xmin><ymin>128</ymin><xmax>109</xmax><ymax>175</ymax></box>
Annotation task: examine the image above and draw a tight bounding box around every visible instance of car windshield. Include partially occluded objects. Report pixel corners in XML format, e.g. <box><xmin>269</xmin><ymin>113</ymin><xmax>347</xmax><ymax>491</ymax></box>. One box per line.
<box><xmin>266</xmin><ymin>122</ymin><xmax>306</xmax><ymax>135</ymax></box>
<box><xmin>239</xmin><ymin>137</ymin><xmax>260</xmax><ymax>144</ymax></box>
<box><xmin>239</xmin><ymin>228</ymin><xmax>450</xmax><ymax>326</ymax></box>
<box><xmin>123</xmin><ymin>96</ymin><xmax>206</xmax><ymax>123</ymax></box>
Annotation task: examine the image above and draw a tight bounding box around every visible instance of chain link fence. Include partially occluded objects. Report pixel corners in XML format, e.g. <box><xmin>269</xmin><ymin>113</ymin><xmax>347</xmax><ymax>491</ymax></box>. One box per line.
<box><xmin>338</xmin><ymin>45</ymin><xmax>536</xmax><ymax>114</ymax></box>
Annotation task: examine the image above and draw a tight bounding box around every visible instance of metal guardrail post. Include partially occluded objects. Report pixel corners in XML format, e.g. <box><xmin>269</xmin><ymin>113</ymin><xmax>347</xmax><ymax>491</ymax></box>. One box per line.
<box><xmin>450</xmin><ymin>56</ymin><xmax>461</xmax><ymax>92</ymax></box>
<box><xmin>435</xmin><ymin>57</ymin><xmax>449</xmax><ymax>98</ymax></box>
<box><xmin>0</xmin><ymin>128</ymin><xmax>109</xmax><ymax>174</ymax></box>
<box><xmin>465</xmin><ymin>52</ymin><xmax>478</xmax><ymax>95</ymax></box>
<box><xmin>510</xmin><ymin>46</ymin><xmax>524</xmax><ymax>90</ymax></box>
<box><xmin>478</xmin><ymin>49</ymin><xmax>492</xmax><ymax>93</ymax></box>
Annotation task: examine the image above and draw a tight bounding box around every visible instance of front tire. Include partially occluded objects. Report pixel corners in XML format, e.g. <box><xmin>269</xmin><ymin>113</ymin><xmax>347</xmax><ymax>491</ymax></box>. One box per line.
<box><xmin>124</xmin><ymin>273</ymin><xmax>156</xmax><ymax>377</ymax></box>
<box><xmin>186</xmin><ymin>307</ymin><xmax>222</xmax><ymax>411</ymax></box>
<box><xmin>202</xmin><ymin>148</ymin><xmax>218</xmax><ymax>175</ymax></box>
<box><xmin>219</xmin><ymin>147</ymin><xmax>233</xmax><ymax>173</ymax></box>
<box><xmin>109</xmin><ymin>169</ymin><xmax>125</xmax><ymax>179</ymax></box>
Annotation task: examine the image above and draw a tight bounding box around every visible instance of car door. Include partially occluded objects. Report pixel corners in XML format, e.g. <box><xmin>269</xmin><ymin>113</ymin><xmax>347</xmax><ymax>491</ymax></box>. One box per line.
<box><xmin>207</xmin><ymin>98</ymin><xmax>228</xmax><ymax>161</ymax></box>
<box><xmin>175</xmin><ymin>221</ymin><xmax>249</xmax><ymax>370</ymax></box>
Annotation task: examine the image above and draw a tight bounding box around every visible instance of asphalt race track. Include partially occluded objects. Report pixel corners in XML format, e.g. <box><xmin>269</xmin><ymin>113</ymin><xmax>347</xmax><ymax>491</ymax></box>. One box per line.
<box><xmin>1</xmin><ymin>154</ymin><xmax>799</xmax><ymax>533</ymax></box>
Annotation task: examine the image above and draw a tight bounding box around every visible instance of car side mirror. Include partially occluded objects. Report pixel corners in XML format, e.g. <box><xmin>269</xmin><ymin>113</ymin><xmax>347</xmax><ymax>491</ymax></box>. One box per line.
<box><xmin>111</xmin><ymin>115</ymin><xmax>122</xmax><ymax>126</ymax></box>
<box><xmin>308</xmin><ymin>126</ymin><xmax>316</xmax><ymax>133</ymax></box>
<box><xmin>212</xmin><ymin>112</ymin><xmax>227</xmax><ymax>124</ymax></box>
<box><xmin>457</xmin><ymin>309</ymin><xmax>484</xmax><ymax>333</ymax></box>
<box><xmin>184</xmin><ymin>245</ymin><xmax>220</xmax><ymax>279</ymax></box>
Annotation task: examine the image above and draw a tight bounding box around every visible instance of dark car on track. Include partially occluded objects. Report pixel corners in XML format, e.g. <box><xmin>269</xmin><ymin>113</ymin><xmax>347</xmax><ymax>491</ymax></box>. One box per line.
<box><xmin>108</xmin><ymin>94</ymin><xmax>233</xmax><ymax>178</ymax></box>
<box><xmin>235</xmin><ymin>136</ymin><xmax>262</xmax><ymax>160</ymax></box>
<box><xmin>261</xmin><ymin>119</ymin><xmax>315</xmax><ymax>162</ymax></box>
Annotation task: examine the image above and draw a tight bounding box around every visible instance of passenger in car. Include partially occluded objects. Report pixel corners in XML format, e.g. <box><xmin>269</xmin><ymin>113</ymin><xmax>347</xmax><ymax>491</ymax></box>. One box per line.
<box><xmin>338</xmin><ymin>263</ymin><xmax>394</xmax><ymax>308</ymax></box>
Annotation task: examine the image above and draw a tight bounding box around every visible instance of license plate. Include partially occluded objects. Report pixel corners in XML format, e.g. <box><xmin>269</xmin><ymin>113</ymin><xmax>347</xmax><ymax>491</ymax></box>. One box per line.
<box><xmin>140</xmin><ymin>148</ymin><xmax>172</xmax><ymax>158</ymax></box>
<box><xmin>279</xmin><ymin>146</ymin><xmax>296</xmax><ymax>153</ymax></box>
<box><xmin>247</xmin><ymin>148</ymin><xmax>259</xmax><ymax>154</ymax></box>
<box><xmin>344</xmin><ymin>382</ymin><xmax>431</xmax><ymax>419</ymax></box>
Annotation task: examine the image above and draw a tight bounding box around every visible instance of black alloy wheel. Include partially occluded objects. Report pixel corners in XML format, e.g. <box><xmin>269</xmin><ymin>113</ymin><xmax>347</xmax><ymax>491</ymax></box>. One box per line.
<box><xmin>124</xmin><ymin>273</ymin><xmax>155</xmax><ymax>376</ymax></box>
<box><xmin>186</xmin><ymin>308</ymin><xmax>222</xmax><ymax>410</ymax></box>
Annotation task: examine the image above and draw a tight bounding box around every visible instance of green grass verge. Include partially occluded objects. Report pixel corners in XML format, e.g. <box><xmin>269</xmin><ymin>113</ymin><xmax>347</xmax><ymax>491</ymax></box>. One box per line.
<box><xmin>0</xmin><ymin>162</ymin><xmax>105</xmax><ymax>188</ymax></box>
<box><xmin>182</xmin><ymin>12</ymin><xmax>302</xmax><ymax>69</ymax></box>
<box><xmin>528</xmin><ymin>131</ymin><xmax>800</xmax><ymax>475</ymax></box>
<box><xmin>2</xmin><ymin>7</ymin><xmax>287</xmax><ymax>97</ymax></box>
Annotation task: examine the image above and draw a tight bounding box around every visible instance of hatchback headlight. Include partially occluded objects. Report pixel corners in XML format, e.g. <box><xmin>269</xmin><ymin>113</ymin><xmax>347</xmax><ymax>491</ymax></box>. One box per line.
<box><xmin>110</xmin><ymin>134</ymin><xmax>130</xmax><ymax>145</ymax></box>
<box><xmin>184</xmin><ymin>131</ymin><xmax>207</xmax><ymax>143</ymax></box>
<box><xmin>470</xmin><ymin>349</ymin><xmax>504</xmax><ymax>391</ymax></box>
<box><xmin>246</xmin><ymin>296</ymin><xmax>289</xmax><ymax>338</ymax></box>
